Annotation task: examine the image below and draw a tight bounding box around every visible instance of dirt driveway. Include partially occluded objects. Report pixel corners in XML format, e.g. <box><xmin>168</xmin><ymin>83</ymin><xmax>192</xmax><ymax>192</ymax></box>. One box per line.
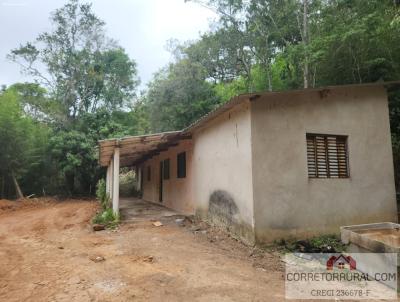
<box><xmin>0</xmin><ymin>198</ymin><xmax>285</xmax><ymax>301</ymax></box>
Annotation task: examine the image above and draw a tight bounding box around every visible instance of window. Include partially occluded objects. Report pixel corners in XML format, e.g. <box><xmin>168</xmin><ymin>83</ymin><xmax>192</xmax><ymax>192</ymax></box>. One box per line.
<box><xmin>147</xmin><ymin>166</ymin><xmax>151</xmax><ymax>181</ymax></box>
<box><xmin>163</xmin><ymin>159</ymin><xmax>170</xmax><ymax>180</ymax></box>
<box><xmin>306</xmin><ymin>134</ymin><xmax>349</xmax><ymax>178</ymax></box>
<box><xmin>177</xmin><ymin>152</ymin><xmax>186</xmax><ymax>178</ymax></box>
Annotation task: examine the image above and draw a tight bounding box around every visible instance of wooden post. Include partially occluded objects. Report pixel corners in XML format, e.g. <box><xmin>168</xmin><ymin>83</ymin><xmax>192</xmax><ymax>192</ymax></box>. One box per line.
<box><xmin>112</xmin><ymin>148</ymin><xmax>120</xmax><ymax>214</ymax></box>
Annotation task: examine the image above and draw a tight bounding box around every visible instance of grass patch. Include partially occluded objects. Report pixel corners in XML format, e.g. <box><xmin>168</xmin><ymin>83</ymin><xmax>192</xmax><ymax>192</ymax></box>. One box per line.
<box><xmin>92</xmin><ymin>208</ymin><xmax>120</xmax><ymax>228</ymax></box>
<box><xmin>273</xmin><ymin>234</ymin><xmax>347</xmax><ymax>253</ymax></box>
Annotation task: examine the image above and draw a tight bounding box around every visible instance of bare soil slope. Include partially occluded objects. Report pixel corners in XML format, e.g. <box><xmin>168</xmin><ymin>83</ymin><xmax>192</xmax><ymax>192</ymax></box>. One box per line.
<box><xmin>0</xmin><ymin>199</ymin><xmax>285</xmax><ymax>301</ymax></box>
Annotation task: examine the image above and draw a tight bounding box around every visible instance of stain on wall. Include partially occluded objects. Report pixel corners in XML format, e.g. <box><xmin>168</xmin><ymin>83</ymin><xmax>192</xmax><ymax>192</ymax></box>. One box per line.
<box><xmin>207</xmin><ymin>190</ymin><xmax>254</xmax><ymax>245</ymax></box>
<box><xmin>209</xmin><ymin>190</ymin><xmax>240</xmax><ymax>225</ymax></box>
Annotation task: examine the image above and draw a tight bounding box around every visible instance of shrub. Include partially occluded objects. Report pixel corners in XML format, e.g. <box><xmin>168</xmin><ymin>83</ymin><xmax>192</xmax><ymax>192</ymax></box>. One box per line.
<box><xmin>94</xmin><ymin>178</ymin><xmax>119</xmax><ymax>228</ymax></box>
<box><xmin>119</xmin><ymin>169</ymin><xmax>139</xmax><ymax>197</ymax></box>
<box><xmin>96</xmin><ymin>178</ymin><xmax>110</xmax><ymax>210</ymax></box>
<box><xmin>275</xmin><ymin>234</ymin><xmax>346</xmax><ymax>253</ymax></box>
<box><xmin>92</xmin><ymin>208</ymin><xmax>120</xmax><ymax>228</ymax></box>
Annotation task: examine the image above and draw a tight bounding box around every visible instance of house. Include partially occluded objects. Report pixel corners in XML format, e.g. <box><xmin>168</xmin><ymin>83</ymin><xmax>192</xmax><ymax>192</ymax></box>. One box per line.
<box><xmin>326</xmin><ymin>255</ymin><xmax>356</xmax><ymax>270</ymax></box>
<box><xmin>98</xmin><ymin>82</ymin><xmax>399</xmax><ymax>244</ymax></box>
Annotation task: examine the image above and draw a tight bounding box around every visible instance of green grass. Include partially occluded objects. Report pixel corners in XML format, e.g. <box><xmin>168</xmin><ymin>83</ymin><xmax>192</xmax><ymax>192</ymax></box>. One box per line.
<box><xmin>273</xmin><ymin>234</ymin><xmax>347</xmax><ymax>253</ymax></box>
<box><xmin>92</xmin><ymin>208</ymin><xmax>120</xmax><ymax>228</ymax></box>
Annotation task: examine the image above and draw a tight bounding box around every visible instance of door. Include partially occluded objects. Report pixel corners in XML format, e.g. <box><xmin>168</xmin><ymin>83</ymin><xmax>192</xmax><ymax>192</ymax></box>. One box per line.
<box><xmin>159</xmin><ymin>161</ymin><xmax>163</xmax><ymax>202</ymax></box>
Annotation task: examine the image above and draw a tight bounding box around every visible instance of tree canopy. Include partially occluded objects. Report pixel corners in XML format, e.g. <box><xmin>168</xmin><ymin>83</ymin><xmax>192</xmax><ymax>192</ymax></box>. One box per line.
<box><xmin>8</xmin><ymin>0</ymin><xmax>139</xmax><ymax>120</ymax></box>
<box><xmin>2</xmin><ymin>0</ymin><xmax>400</xmax><ymax>198</ymax></box>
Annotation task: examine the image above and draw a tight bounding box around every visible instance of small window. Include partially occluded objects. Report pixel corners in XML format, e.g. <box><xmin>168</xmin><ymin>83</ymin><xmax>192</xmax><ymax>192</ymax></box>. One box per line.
<box><xmin>306</xmin><ymin>134</ymin><xmax>349</xmax><ymax>178</ymax></box>
<box><xmin>177</xmin><ymin>152</ymin><xmax>186</xmax><ymax>178</ymax></box>
<box><xmin>147</xmin><ymin>166</ymin><xmax>151</xmax><ymax>181</ymax></box>
<box><xmin>163</xmin><ymin>159</ymin><xmax>170</xmax><ymax>180</ymax></box>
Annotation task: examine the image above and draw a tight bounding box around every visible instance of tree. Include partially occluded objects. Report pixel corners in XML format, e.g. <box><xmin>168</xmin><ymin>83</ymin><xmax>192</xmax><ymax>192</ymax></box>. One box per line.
<box><xmin>8</xmin><ymin>0</ymin><xmax>139</xmax><ymax>120</ymax></box>
<box><xmin>7</xmin><ymin>0</ymin><xmax>141</xmax><ymax>195</ymax></box>
<box><xmin>0</xmin><ymin>89</ymin><xmax>50</xmax><ymax>198</ymax></box>
<box><xmin>146</xmin><ymin>59</ymin><xmax>221</xmax><ymax>132</ymax></box>
<box><xmin>6</xmin><ymin>83</ymin><xmax>63</xmax><ymax>122</ymax></box>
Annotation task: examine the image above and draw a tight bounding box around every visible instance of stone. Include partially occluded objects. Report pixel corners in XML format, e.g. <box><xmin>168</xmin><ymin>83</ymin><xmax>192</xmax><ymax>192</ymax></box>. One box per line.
<box><xmin>93</xmin><ymin>224</ymin><xmax>105</xmax><ymax>231</ymax></box>
<box><xmin>89</xmin><ymin>256</ymin><xmax>105</xmax><ymax>263</ymax></box>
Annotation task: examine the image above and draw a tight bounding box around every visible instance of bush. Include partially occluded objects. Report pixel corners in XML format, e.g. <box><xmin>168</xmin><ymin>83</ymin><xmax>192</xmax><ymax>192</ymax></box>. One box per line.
<box><xmin>275</xmin><ymin>234</ymin><xmax>346</xmax><ymax>253</ymax></box>
<box><xmin>94</xmin><ymin>178</ymin><xmax>119</xmax><ymax>228</ymax></box>
<box><xmin>92</xmin><ymin>208</ymin><xmax>120</xmax><ymax>228</ymax></box>
<box><xmin>119</xmin><ymin>168</ymin><xmax>139</xmax><ymax>197</ymax></box>
<box><xmin>96</xmin><ymin>178</ymin><xmax>110</xmax><ymax>210</ymax></box>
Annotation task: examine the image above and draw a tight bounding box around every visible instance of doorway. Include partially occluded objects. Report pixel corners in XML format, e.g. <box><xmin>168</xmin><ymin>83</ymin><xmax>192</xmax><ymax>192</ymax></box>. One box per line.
<box><xmin>139</xmin><ymin>167</ymin><xmax>143</xmax><ymax>195</ymax></box>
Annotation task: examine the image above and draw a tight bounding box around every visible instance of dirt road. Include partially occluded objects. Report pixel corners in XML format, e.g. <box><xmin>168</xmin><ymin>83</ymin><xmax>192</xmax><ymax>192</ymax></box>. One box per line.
<box><xmin>0</xmin><ymin>199</ymin><xmax>284</xmax><ymax>301</ymax></box>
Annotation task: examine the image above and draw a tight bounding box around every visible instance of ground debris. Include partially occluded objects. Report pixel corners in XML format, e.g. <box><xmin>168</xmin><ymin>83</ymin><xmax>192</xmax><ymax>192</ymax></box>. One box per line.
<box><xmin>89</xmin><ymin>255</ymin><xmax>105</xmax><ymax>263</ymax></box>
<box><xmin>189</xmin><ymin>221</ymin><xmax>209</xmax><ymax>233</ymax></box>
<box><xmin>131</xmin><ymin>255</ymin><xmax>155</xmax><ymax>263</ymax></box>
<box><xmin>152</xmin><ymin>221</ymin><xmax>163</xmax><ymax>227</ymax></box>
<box><xmin>175</xmin><ymin>218</ymin><xmax>185</xmax><ymax>225</ymax></box>
<box><xmin>93</xmin><ymin>224</ymin><xmax>105</xmax><ymax>231</ymax></box>
<box><xmin>33</xmin><ymin>280</ymin><xmax>49</xmax><ymax>286</ymax></box>
<box><xmin>142</xmin><ymin>255</ymin><xmax>154</xmax><ymax>263</ymax></box>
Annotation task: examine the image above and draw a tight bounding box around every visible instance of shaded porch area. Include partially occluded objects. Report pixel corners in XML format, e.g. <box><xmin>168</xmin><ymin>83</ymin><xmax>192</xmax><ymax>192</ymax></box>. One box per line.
<box><xmin>119</xmin><ymin>197</ymin><xmax>178</xmax><ymax>223</ymax></box>
<box><xmin>98</xmin><ymin>131</ymin><xmax>191</xmax><ymax>213</ymax></box>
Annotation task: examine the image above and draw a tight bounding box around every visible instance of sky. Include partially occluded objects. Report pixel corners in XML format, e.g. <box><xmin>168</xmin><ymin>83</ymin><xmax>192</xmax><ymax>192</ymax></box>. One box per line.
<box><xmin>0</xmin><ymin>0</ymin><xmax>216</xmax><ymax>90</ymax></box>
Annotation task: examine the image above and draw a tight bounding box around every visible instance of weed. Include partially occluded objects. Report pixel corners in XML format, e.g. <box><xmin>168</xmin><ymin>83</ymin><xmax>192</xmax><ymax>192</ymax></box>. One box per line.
<box><xmin>93</xmin><ymin>179</ymin><xmax>119</xmax><ymax>229</ymax></box>
<box><xmin>92</xmin><ymin>208</ymin><xmax>119</xmax><ymax>227</ymax></box>
<box><xmin>273</xmin><ymin>234</ymin><xmax>346</xmax><ymax>253</ymax></box>
<box><xmin>96</xmin><ymin>179</ymin><xmax>111</xmax><ymax>210</ymax></box>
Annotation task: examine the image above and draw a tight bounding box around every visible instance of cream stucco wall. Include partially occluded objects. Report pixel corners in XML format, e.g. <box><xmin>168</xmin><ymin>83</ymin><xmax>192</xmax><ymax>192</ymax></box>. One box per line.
<box><xmin>192</xmin><ymin>101</ymin><xmax>255</xmax><ymax>244</ymax></box>
<box><xmin>251</xmin><ymin>86</ymin><xmax>398</xmax><ymax>242</ymax></box>
<box><xmin>141</xmin><ymin>139</ymin><xmax>194</xmax><ymax>214</ymax></box>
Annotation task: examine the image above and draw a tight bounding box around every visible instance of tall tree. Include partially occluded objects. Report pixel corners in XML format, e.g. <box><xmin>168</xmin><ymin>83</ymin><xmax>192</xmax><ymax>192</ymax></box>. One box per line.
<box><xmin>7</xmin><ymin>0</ymin><xmax>140</xmax><ymax>195</ymax></box>
<box><xmin>0</xmin><ymin>89</ymin><xmax>50</xmax><ymax>198</ymax></box>
<box><xmin>8</xmin><ymin>0</ymin><xmax>139</xmax><ymax>121</ymax></box>
<box><xmin>146</xmin><ymin>59</ymin><xmax>220</xmax><ymax>132</ymax></box>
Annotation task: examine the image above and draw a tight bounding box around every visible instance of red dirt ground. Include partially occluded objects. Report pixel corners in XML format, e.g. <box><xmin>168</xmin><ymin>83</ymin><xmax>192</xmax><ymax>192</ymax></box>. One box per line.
<box><xmin>0</xmin><ymin>198</ymin><xmax>287</xmax><ymax>301</ymax></box>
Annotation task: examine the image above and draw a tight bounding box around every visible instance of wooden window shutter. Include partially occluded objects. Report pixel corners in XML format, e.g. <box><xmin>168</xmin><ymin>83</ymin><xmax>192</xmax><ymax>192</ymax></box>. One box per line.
<box><xmin>306</xmin><ymin>134</ymin><xmax>349</xmax><ymax>178</ymax></box>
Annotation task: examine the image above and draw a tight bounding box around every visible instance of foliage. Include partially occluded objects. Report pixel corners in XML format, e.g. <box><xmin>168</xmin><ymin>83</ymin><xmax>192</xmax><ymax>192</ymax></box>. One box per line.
<box><xmin>8</xmin><ymin>0</ymin><xmax>139</xmax><ymax>120</ymax></box>
<box><xmin>4</xmin><ymin>0</ymin><xmax>400</xmax><ymax>199</ymax></box>
<box><xmin>0</xmin><ymin>89</ymin><xmax>51</xmax><ymax>198</ymax></box>
<box><xmin>275</xmin><ymin>234</ymin><xmax>347</xmax><ymax>253</ymax></box>
<box><xmin>6</xmin><ymin>0</ymin><xmax>141</xmax><ymax>197</ymax></box>
<box><xmin>119</xmin><ymin>169</ymin><xmax>139</xmax><ymax>197</ymax></box>
<box><xmin>92</xmin><ymin>208</ymin><xmax>119</xmax><ymax>228</ymax></box>
<box><xmin>146</xmin><ymin>59</ymin><xmax>221</xmax><ymax>132</ymax></box>
<box><xmin>96</xmin><ymin>178</ymin><xmax>110</xmax><ymax>210</ymax></box>
<box><xmin>94</xmin><ymin>178</ymin><xmax>118</xmax><ymax>228</ymax></box>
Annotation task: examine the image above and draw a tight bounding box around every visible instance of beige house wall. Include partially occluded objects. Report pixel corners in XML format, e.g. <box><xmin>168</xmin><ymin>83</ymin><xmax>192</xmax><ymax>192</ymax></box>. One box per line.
<box><xmin>141</xmin><ymin>139</ymin><xmax>194</xmax><ymax>214</ymax></box>
<box><xmin>250</xmin><ymin>86</ymin><xmax>398</xmax><ymax>243</ymax></box>
<box><xmin>192</xmin><ymin>101</ymin><xmax>255</xmax><ymax>244</ymax></box>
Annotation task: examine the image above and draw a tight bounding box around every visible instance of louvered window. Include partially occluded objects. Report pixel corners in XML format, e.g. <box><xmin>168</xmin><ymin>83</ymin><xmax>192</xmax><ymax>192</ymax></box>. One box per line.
<box><xmin>306</xmin><ymin>134</ymin><xmax>349</xmax><ymax>178</ymax></box>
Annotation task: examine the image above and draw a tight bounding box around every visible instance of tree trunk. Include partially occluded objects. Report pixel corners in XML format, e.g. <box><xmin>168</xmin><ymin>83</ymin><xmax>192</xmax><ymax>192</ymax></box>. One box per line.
<box><xmin>265</xmin><ymin>61</ymin><xmax>273</xmax><ymax>92</ymax></box>
<box><xmin>303</xmin><ymin>0</ymin><xmax>309</xmax><ymax>89</ymax></box>
<box><xmin>11</xmin><ymin>171</ymin><xmax>23</xmax><ymax>199</ymax></box>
